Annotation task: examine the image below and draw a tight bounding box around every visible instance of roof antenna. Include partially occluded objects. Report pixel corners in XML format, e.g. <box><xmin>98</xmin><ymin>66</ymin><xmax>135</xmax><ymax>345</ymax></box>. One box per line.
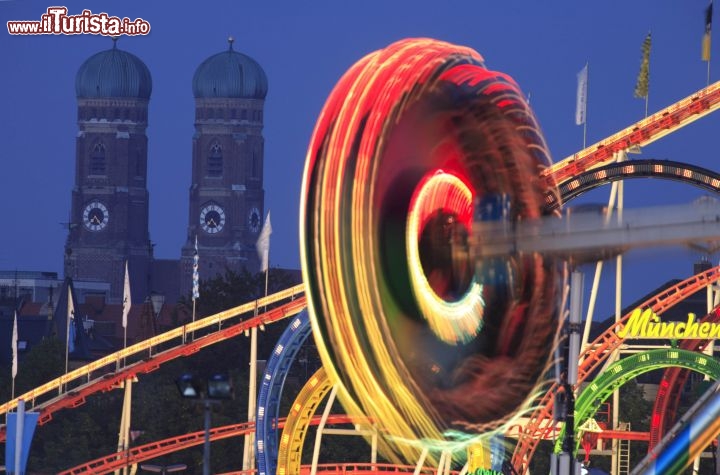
<box><xmin>228</xmin><ymin>36</ymin><xmax>234</xmax><ymax>51</ymax></box>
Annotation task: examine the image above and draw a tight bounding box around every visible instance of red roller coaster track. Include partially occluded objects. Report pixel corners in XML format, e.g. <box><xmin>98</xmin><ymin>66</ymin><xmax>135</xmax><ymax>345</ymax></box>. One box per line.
<box><xmin>61</xmin><ymin>415</ymin><xmax>465</xmax><ymax>475</ymax></box>
<box><xmin>220</xmin><ymin>464</ymin><xmax>462</xmax><ymax>475</ymax></box>
<box><xmin>59</xmin><ymin>415</ymin><xmax>353</xmax><ymax>474</ymax></box>
<box><xmin>0</xmin><ymin>288</ymin><xmax>306</xmax><ymax>443</ymax></box>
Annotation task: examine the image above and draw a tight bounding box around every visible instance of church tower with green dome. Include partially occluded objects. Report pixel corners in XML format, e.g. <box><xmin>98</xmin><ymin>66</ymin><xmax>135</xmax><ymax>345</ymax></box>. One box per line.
<box><xmin>181</xmin><ymin>38</ymin><xmax>268</xmax><ymax>293</ymax></box>
<box><xmin>64</xmin><ymin>40</ymin><xmax>152</xmax><ymax>304</ymax></box>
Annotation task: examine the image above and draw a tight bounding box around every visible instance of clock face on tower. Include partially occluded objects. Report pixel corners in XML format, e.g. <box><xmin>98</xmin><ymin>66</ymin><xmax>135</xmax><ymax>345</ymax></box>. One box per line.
<box><xmin>200</xmin><ymin>204</ymin><xmax>226</xmax><ymax>234</ymax></box>
<box><xmin>82</xmin><ymin>200</ymin><xmax>109</xmax><ymax>231</ymax></box>
<box><xmin>248</xmin><ymin>207</ymin><xmax>261</xmax><ymax>233</ymax></box>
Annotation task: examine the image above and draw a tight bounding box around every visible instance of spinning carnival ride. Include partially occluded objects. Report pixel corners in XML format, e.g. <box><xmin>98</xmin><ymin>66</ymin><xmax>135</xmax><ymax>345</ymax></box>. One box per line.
<box><xmin>5</xmin><ymin>38</ymin><xmax>720</xmax><ymax>474</ymax></box>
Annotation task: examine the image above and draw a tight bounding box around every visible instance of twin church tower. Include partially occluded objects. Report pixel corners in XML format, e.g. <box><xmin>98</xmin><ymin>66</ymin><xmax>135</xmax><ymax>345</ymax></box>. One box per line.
<box><xmin>64</xmin><ymin>38</ymin><xmax>268</xmax><ymax>304</ymax></box>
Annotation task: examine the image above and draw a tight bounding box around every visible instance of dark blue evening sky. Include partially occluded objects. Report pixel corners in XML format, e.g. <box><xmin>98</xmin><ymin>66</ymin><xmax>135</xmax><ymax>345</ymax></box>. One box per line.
<box><xmin>1</xmin><ymin>1</ymin><xmax>718</xmax><ymax>320</ymax></box>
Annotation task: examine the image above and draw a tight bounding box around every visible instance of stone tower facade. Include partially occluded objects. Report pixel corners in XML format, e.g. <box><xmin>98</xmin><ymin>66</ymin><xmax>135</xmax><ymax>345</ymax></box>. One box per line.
<box><xmin>64</xmin><ymin>43</ymin><xmax>153</xmax><ymax>303</ymax></box>
<box><xmin>180</xmin><ymin>40</ymin><xmax>268</xmax><ymax>296</ymax></box>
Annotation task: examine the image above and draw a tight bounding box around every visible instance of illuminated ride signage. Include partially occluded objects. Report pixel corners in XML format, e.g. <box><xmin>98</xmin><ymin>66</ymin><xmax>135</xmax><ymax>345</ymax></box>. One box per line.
<box><xmin>616</xmin><ymin>308</ymin><xmax>720</xmax><ymax>339</ymax></box>
<box><xmin>471</xmin><ymin>470</ymin><xmax>503</xmax><ymax>475</ymax></box>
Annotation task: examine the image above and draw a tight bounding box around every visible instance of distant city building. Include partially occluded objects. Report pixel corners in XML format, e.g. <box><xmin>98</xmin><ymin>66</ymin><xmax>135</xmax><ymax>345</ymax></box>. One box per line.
<box><xmin>0</xmin><ymin>276</ymin><xmax>182</xmax><ymax>367</ymax></box>
<box><xmin>0</xmin><ymin>270</ymin><xmax>110</xmax><ymax>315</ymax></box>
<box><xmin>0</xmin><ymin>270</ymin><xmax>61</xmax><ymax>306</ymax></box>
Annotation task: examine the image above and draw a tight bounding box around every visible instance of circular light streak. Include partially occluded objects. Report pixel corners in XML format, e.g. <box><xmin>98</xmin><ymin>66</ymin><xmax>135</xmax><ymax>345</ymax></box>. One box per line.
<box><xmin>299</xmin><ymin>37</ymin><xmax>560</xmax><ymax>462</ymax></box>
<box><xmin>406</xmin><ymin>170</ymin><xmax>483</xmax><ymax>345</ymax></box>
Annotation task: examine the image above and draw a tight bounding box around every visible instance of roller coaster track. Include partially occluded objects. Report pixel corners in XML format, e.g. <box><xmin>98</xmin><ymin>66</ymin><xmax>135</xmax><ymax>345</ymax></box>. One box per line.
<box><xmin>648</xmin><ymin>306</ymin><xmax>720</xmax><ymax>451</ymax></box>
<box><xmin>256</xmin><ymin>310</ymin><xmax>314</xmax><ymax>475</ymax></box>
<box><xmin>544</xmin><ymin>159</ymin><xmax>720</xmax><ymax>212</ymax></box>
<box><xmin>544</xmin><ymin>80</ymin><xmax>720</xmax><ymax>185</ymax></box>
<box><xmin>511</xmin><ymin>265</ymin><xmax>720</xmax><ymax>473</ymax></box>
<box><xmin>222</xmin><ymin>464</ymin><xmax>461</xmax><ymax>475</ymax></box>
<box><xmin>61</xmin><ymin>410</ymin><xmax>443</xmax><ymax>475</ymax></box>
<box><xmin>58</xmin><ymin>415</ymin><xmax>353</xmax><ymax>475</ymax></box>
<box><xmin>278</xmin><ymin>368</ymin><xmax>336</xmax><ymax>475</ymax></box>
<box><xmin>0</xmin><ymin>284</ymin><xmax>306</xmax><ymax>442</ymax></box>
<box><xmin>556</xmin><ymin>348</ymin><xmax>720</xmax><ymax>455</ymax></box>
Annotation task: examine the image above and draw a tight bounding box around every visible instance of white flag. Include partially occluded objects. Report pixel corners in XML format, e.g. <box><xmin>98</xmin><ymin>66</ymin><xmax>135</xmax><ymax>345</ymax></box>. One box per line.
<box><xmin>575</xmin><ymin>63</ymin><xmax>588</xmax><ymax>125</ymax></box>
<box><xmin>122</xmin><ymin>260</ymin><xmax>131</xmax><ymax>329</ymax></box>
<box><xmin>256</xmin><ymin>211</ymin><xmax>272</xmax><ymax>272</ymax></box>
<box><xmin>192</xmin><ymin>236</ymin><xmax>200</xmax><ymax>301</ymax></box>
<box><xmin>67</xmin><ymin>287</ymin><xmax>75</xmax><ymax>354</ymax></box>
<box><xmin>11</xmin><ymin>311</ymin><xmax>18</xmax><ymax>379</ymax></box>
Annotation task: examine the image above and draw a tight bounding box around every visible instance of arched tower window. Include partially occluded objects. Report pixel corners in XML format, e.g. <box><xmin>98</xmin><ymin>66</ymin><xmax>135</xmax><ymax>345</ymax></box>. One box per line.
<box><xmin>207</xmin><ymin>143</ymin><xmax>223</xmax><ymax>177</ymax></box>
<box><xmin>90</xmin><ymin>143</ymin><xmax>106</xmax><ymax>175</ymax></box>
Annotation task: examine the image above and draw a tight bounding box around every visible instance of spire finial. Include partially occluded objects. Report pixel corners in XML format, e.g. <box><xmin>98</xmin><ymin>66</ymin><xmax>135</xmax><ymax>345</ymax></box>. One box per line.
<box><xmin>111</xmin><ymin>36</ymin><xmax>119</xmax><ymax>49</ymax></box>
<box><xmin>228</xmin><ymin>36</ymin><xmax>235</xmax><ymax>51</ymax></box>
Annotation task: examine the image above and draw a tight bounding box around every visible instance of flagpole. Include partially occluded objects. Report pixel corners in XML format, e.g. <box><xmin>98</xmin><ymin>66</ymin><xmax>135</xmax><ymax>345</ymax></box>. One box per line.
<box><xmin>11</xmin><ymin>311</ymin><xmax>17</xmax><ymax>400</ymax></box>
<box><xmin>708</xmin><ymin>24</ymin><xmax>713</xmax><ymax>87</ymax></box>
<box><xmin>263</xmin><ymin>229</ymin><xmax>269</xmax><ymax>311</ymax></box>
<box><xmin>645</xmin><ymin>50</ymin><xmax>650</xmax><ymax>119</ymax></box>
<box><xmin>191</xmin><ymin>299</ymin><xmax>196</xmax><ymax>340</ymax></box>
<box><xmin>708</xmin><ymin>56</ymin><xmax>712</xmax><ymax>86</ymax></box>
<box><xmin>65</xmin><ymin>286</ymin><xmax>72</xmax><ymax>384</ymax></box>
<box><xmin>245</xmin><ymin>211</ymin><xmax>271</xmax><ymax>472</ymax></box>
<box><xmin>576</xmin><ymin>62</ymin><xmax>589</xmax><ymax>148</ymax></box>
<box><xmin>122</xmin><ymin>261</ymin><xmax>131</xmax><ymax>367</ymax></box>
<box><xmin>256</xmin><ymin>211</ymin><xmax>272</xmax><ymax>312</ymax></box>
<box><xmin>192</xmin><ymin>235</ymin><xmax>200</xmax><ymax>341</ymax></box>
<box><xmin>264</xmin><ymin>262</ymin><xmax>269</xmax><ymax>313</ymax></box>
<box><xmin>646</xmin><ymin>33</ymin><xmax>651</xmax><ymax>118</ymax></box>
<box><xmin>706</xmin><ymin>0</ymin><xmax>714</xmax><ymax>86</ymax></box>
<box><xmin>583</xmin><ymin>63</ymin><xmax>588</xmax><ymax>149</ymax></box>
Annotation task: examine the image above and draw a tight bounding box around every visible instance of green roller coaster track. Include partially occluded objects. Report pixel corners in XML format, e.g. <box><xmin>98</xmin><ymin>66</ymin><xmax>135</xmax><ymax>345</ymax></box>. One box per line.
<box><xmin>555</xmin><ymin>348</ymin><xmax>720</xmax><ymax>454</ymax></box>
